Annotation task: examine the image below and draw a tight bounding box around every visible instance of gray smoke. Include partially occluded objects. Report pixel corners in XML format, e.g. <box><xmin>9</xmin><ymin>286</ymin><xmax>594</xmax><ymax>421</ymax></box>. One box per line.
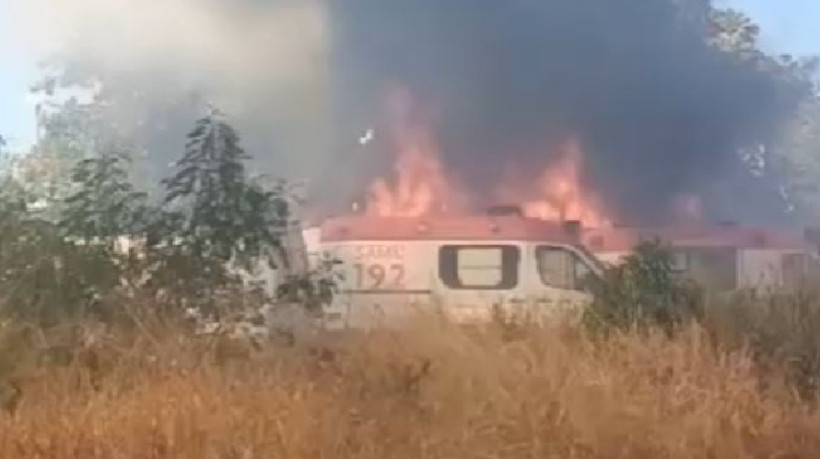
<box><xmin>10</xmin><ymin>0</ymin><xmax>809</xmax><ymax>225</ymax></box>
<box><xmin>10</xmin><ymin>0</ymin><xmax>329</xmax><ymax>191</ymax></box>
<box><xmin>324</xmin><ymin>0</ymin><xmax>808</xmax><ymax>224</ymax></box>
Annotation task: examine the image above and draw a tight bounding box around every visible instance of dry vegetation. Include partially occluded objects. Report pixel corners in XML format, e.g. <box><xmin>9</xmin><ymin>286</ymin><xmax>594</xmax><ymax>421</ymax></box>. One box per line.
<box><xmin>0</xmin><ymin>310</ymin><xmax>819</xmax><ymax>458</ymax></box>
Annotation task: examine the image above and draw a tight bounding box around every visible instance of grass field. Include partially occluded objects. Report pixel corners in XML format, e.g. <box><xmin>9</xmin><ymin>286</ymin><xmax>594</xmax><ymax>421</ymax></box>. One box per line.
<box><xmin>0</xmin><ymin>313</ymin><xmax>818</xmax><ymax>458</ymax></box>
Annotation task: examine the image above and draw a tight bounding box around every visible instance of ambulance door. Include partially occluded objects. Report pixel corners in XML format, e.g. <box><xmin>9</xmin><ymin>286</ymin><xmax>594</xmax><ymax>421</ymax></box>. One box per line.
<box><xmin>435</xmin><ymin>243</ymin><xmax>523</xmax><ymax>323</ymax></box>
<box><xmin>527</xmin><ymin>245</ymin><xmax>597</xmax><ymax>320</ymax></box>
<box><xmin>323</xmin><ymin>241</ymin><xmax>435</xmax><ymax>329</ymax></box>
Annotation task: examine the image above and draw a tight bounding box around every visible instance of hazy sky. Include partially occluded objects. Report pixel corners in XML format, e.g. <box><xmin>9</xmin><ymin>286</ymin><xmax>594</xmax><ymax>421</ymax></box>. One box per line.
<box><xmin>727</xmin><ymin>0</ymin><xmax>820</xmax><ymax>56</ymax></box>
<box><xmin>0</xmin><ymin>0</ymin><xmax>817</xmax><ymax>151</ymax></box>
<box><xmin>0</xmin><ymin>1</ymin><xmax>38</xmax><ymax>150</ymax></box>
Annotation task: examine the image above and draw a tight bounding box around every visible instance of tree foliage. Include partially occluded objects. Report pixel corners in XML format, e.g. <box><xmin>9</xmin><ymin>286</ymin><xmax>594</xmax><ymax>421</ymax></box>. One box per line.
<box><xmin>584</xmin><ymin>241</ymin><xmax>703</xmax><ymax>335</ymax></box>
<box><xmin>703</xmin><ymin>7</ymin><xmax>820</xmax><ymax>223</ymax></box>
<box><xmin>0</xmin><ymin>220</ymin><xmax>120</xmax><ymax>326</ymax></box>
<box><xmin>0</xmin><ymin>135</ymin><xmax>120</xmax><ymax>325</ymax></box>
<box><xmin>144</xmin><ymin>109</ymin><xmax>293</xmax><ymax>313</ymax></box>
<box><xmin>0</xmin><ymin>171</ymin><xmax>117</xmax><ymax>325</ymax></box>
<box><xmin>19</xmin><ymin>96</ymin><xmax>107</xmax><ymax>216</ymax></box>
<box><xmin>159</xmin><ymin>108</ymin><xmax>289</xmax><ymax>268</ymax></box>
<box><xmin>59</xmin><ymin>147</ymin><xmax>148</xmax><ymax>245</ymax></box>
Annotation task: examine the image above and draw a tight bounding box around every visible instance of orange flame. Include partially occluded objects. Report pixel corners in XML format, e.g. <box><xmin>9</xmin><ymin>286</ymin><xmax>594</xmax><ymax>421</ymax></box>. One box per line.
<box><xmin>366</xmin><ymin>88</ymin><xmax>469</xmax><ymax>217</ymax></box>
<box><xmin>496</xmin><ymin>136</ymin><xmax>611</xmax><ymax>228</ymax></box>
<box><xmin>365</xmin><ymin>88</ymin><xmax>611</xmax><ymax>227</ymax></box>
<box><xmin>367</xmin><ymin>144</ymin><xmax>465</xmax><ymax>217</ymax></box>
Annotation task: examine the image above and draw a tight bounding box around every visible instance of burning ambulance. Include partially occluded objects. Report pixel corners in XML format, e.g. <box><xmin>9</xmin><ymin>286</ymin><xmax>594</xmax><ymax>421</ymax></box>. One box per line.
<box><xmin>583</xmin><ymin>225</ymin><xmax>820</xmax><ymax>292</ymax></box>
<box><xmin>302</xmin><ymin>209</ymin><xmax>604</xmax><ymax>328</ymax></box>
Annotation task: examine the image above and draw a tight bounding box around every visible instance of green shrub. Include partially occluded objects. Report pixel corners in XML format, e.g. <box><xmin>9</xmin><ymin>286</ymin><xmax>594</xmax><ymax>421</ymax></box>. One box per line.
<box><xmin>704</xmin><ymin>288</ymin><xmax>820</xmax><ymax>400</ymax></box>
<box><xmin>584</xmin><ymin>240</ymin><xmax>703</xmax><ymax>335</ymax></box>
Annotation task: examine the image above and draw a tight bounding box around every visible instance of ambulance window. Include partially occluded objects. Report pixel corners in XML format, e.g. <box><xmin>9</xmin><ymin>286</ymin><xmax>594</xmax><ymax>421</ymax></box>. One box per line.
<box><xmin>536</xmin><ymin>246</ymin><xmax>593</xmax><ymax>291</ymax></box>
<box><xmin>439</xmin><ymin>245</ymin><xmax>519</xmax><ymax>290</ymax></box>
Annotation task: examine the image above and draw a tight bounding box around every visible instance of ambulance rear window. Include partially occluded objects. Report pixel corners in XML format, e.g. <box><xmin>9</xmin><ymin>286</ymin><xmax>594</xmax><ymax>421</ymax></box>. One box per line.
<box><xmin>439</xmin><ymin>245</ymin><xmax>519</xmax><ymax>290</ymax></box>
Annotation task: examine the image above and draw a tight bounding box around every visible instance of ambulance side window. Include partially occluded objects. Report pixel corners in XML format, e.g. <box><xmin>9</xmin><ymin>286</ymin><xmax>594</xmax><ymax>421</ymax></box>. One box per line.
<box><xmin>439</xmin><ymin>245</ymin><xmax>519</xmax><ymax>290</ymax></box>
<box><xmin>536</xmin><ymin>246</ymin><xmax>593</xmax><ymax>292</ymax></box>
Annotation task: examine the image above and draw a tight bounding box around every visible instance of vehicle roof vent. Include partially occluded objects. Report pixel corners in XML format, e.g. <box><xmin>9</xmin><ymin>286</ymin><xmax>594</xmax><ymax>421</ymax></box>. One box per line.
<box><xmin>485</xmin><ymin>205</ymin><xmax>523</xmax><ymax>217</ymax></box>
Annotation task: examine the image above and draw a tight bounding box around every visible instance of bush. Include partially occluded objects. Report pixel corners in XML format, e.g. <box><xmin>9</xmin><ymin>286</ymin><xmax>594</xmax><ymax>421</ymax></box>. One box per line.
<box><xmin>704</xmin><ymin>288</ymin><xmax>820</xmax><ymax>400</ymax></box>
<box><xmin>0</xmin><ymin>188</ymin><xmax>120</xmax><ymax>325</ymax></box>
<box><xmin>584</xmin><ymin>240</ymin><xmax>703</xmax><ymax>335</ymax></box>
<box><xmin>0</xmin><ymin>110</ymin><xmax>310</xmax><ymax>330</ymax></box>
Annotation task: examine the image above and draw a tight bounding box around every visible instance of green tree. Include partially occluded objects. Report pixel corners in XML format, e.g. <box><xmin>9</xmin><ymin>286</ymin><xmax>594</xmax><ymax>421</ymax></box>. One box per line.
<box><xmin>0</xmin><ymin>166</ymin><xmax>114</xmax><ymax>325</ymax></box>
<box><xmin>584</xmin><ymin>241</ymin><xmax>703</xmax><ymax>335</ymax></box>
<box><xmin>702</xmin><ymin>7</ymin><xmax>819</xmax><ymax>224</ymax></box>
<box><xmin>19</xmin><ymin>96</ymin><xmax>103</xmax><ymax>217</ymax></box>
<box><xmin>706</xmin><ymin>7</ymin><xmax>817</xmax><ymax>76</ymax></box>
<box><xmin>152</xmin><ymin>109</ymin><xmax>291</xmax><ymax>312</ymax></box>
<box><xmin>161</xmin><ymin>108</ymin><xmax>284</xmax><ymax>264</ymax></box>
<box><xmin>59</xmin><ymin>146</ymin><xmax>148</xmax><ymax>246</ymax></box>
<box><xmin>3</xmin><ymin>125</ymin><xmax>166</xmax><ymax>325</ymax></box>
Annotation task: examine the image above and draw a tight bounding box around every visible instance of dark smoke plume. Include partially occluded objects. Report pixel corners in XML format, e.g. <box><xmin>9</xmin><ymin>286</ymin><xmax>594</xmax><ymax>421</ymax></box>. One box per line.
<box><xmin>15</xmin><ymin>0</ymin><xmax>808</xmax><ymax>224</ymax></box>
<box><xmin>324</xmin><ymin>0</ymin><xmax>807</xmax><ymax>224</ymax></box>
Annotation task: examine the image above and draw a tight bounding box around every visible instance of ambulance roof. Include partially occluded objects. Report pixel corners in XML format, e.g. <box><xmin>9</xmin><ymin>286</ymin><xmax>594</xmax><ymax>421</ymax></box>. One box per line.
<box><xmin>583</xmin><ymin>225</ymin><xmax>811</xmax><ymax>252</ymax></box>
<box><xmin>319</xmin><ymin>215</ymin><xmax>581</xmax><ymax>244</ymax></box>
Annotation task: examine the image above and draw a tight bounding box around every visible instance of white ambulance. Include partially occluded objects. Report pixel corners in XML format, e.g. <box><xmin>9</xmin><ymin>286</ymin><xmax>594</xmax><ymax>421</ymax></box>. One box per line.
<box><xmin>583</xmin><ymin>225</ymin><xmax>820</xmax><ymax>292</ymax></box>
<box><xmin>303</xmin><ymin>212</ymin><xmax>604</xmax><ymax>328</ymax></box>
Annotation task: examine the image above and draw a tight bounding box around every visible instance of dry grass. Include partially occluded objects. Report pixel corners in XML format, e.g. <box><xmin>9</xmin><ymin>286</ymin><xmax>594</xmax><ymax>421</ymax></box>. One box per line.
<box><xmin>0</xmin><ymin>316</ymin><xmax>819</xmax><ymax>458</ymax></box>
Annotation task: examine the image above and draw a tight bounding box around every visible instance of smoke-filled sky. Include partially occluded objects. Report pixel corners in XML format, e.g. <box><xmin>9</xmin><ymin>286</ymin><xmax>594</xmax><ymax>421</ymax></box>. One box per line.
<box><xmin>0</xmin><ymin>0</ymin><xmax>818</xmax><ymax>224</ymax></box>
<box><xmin>1</xmin><ymin>0</ymin><xmax>335</xmax><ymax>199</ymax></box>
<box><xmin>327</xmin><ymin>0</ymin><xmax>814</xmax><ymax>224</ymax></box>
<box><xmin>1</xmin><ymin>0</ymin><xmax>329</xmax><ymax>166</ymax></box>
<box><xmin>1</xmin><ymin>0</ymin><xmax>815</xmax><ymax>149</ymax></box>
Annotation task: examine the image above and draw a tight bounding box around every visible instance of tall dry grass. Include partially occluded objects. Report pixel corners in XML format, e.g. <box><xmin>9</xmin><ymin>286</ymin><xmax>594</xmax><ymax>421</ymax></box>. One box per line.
<box><xmin>0</xmin><ymin>315</ymin><xmax>818</xmax><ymax>458</ymax></box>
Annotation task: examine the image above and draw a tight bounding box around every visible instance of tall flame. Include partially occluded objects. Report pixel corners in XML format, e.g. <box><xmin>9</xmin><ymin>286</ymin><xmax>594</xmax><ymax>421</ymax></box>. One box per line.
<box><xmin>496</xmin><ymin>136</ymin><xmax>611</xmax><ymax>228</ymax></box>
<box><xmin>365</xmin><ymin>88</ymin><xmax>611</xmax><ymax>227</ymax></box>
<box><xmin>367</xmin><ymin>142</ymin><xmax>464</xmax><ymax>217</ymax></box>
<box><xmin>365</xmin><ymin>88</ymin><xmax>469</xmax><ymax>217</ymax></box>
